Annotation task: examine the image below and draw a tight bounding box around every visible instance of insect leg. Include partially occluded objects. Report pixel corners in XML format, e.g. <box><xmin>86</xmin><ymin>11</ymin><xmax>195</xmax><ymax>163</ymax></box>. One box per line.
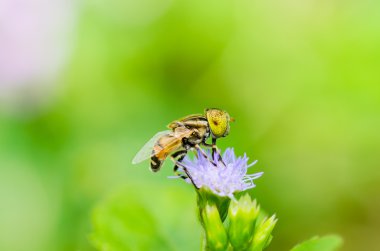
<box><xmin>210</xmin><ymin>138</ymin><xmax>226</xmax><ymax>166</ymax></box>
<box><xmin>212</xmin><ymin>138</ymin><xmax>217</xmax><ymax>157</ymax></box>
<box><xmin>170</xmin><ymin>151</ymin><xmax>197</xmax><ymax>187</ymax></box>
<box><xmin>201</xmin><ymin>142</ymin><xmax>213</xmax><ymax>148</ymax></box>
<box><xmin>200</xmin><ymin>139</ymin><xmax>218</xmax><ymax>155</ymax></box>
<box><xmin>194</xmin><ymin>144</ymin><xmax>217</xmax><ymax>166</ymax></box>
<box><xmin>171</xmin><ymin>150</ymin><xmax>187</xmax><ymax>177</ymax></box>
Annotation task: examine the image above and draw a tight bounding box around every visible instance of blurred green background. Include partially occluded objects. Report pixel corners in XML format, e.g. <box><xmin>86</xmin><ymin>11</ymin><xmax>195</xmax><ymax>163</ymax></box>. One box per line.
<box><xmin>1</xmin><ymin>0</ymin><xmax>380</xmax><ymax>250</ymax></box>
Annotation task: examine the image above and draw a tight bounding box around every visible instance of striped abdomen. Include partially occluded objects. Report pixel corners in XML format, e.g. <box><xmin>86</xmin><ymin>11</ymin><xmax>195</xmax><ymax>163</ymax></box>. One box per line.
<box><xmin>150</xmin><ymin>133</ymin><xmax>182</xmax><ymax>172</ymax></box>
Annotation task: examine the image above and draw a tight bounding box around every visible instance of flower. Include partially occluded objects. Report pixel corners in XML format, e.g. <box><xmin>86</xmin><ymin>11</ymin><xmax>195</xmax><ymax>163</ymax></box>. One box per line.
<box><xmin>172</xmin><ymin>148</ymin><xmax>263</xmax><ymax>199</ymax></box>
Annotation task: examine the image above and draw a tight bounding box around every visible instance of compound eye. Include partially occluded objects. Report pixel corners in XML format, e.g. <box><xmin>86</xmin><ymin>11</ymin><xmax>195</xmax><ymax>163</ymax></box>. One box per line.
<box><xmin>206</xmin><ymin>109</ymin><xmax>230</xmax><ymax>138</ymax></box>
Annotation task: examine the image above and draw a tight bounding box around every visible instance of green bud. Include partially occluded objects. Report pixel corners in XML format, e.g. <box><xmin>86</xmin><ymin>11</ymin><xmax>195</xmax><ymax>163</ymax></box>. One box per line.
<box><xmin>251</xmin><ymin>215</ymin><xmax>277</xmax><ymax>251</ymax></box>
<box><xmin>264</xmin><ymin>235</ymin><xmax>273</xmax><ymax>249</ymax></box>
<box><xmin>228</xmin><ymin>194</ymin><xmax>260</xmax><ymax>250</ymax></box>
<box><xmin>201</xmin><ymin>203</ymin><xmax>228</xmax><ymax>251</ymax></box>
<box><xmin>197</xmin><ymin>187</ymin><xmax>231</xmax><ymax>222</ymax></box>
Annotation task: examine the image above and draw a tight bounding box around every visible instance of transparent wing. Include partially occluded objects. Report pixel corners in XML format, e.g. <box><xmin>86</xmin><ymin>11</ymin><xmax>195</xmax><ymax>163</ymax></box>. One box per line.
<box><xmin>132</xmin><ymin>130</ymin><xmax>171</xmax><ymax>164</ymax></box>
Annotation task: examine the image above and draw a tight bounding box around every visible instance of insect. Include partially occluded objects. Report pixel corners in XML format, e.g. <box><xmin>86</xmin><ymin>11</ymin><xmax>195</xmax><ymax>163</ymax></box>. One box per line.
<box><xmin>132</xmin><ymin>108</ymin><xmax>233</xmax><ymax>176</ymax></box>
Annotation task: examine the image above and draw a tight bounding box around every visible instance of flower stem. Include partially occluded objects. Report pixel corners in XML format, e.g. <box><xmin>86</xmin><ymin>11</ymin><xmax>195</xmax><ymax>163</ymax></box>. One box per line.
<box><xmin>201</xmin><ymin>231</ymin><xmax>207</xmax><ymax>251</ymax></box>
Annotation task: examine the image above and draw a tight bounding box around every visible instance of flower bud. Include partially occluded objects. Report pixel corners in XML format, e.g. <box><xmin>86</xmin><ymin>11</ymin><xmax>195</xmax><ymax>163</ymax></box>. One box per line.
<box><xmin>197</xmin><ymin>187</ymin><xmax>231</xmax><ymax>222</ymax></box>
<box><xmin>228</xmin><ymin>194</ymin><xmax>260</xmax><ymax>250</ymax></box>
<box><xmin>251</xmin><ymin>215</ymin><xmax>277</xmax><ymax>251</ymax></box>
<box><xmin>201</xmin><ymin>203</ymin><xmax>228</xmax><ymax>251</ymax></box>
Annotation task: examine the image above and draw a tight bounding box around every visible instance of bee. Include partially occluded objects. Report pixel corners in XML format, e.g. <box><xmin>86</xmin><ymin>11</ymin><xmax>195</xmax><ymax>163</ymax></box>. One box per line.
<box><xmin>132</xmin><ymin>108</ymin><xmax>233</xmax><ymax>175</ymax></box>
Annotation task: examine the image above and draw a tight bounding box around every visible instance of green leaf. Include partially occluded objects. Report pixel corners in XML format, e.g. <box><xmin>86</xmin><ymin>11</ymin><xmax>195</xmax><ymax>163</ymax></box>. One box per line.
<box><xmin>90</xmin><ymin>182</ymin><xmax>201</xmax><ymax>251</ymax></box>
<box><xmin>290</xmin><ymin>235</ymin><xmax>343</xmax><ymax>251</ymax></box>
<box><xmin>90</xmin><ymin>189</ymin><xmax>171</xmax><ymax>251</ymax></box>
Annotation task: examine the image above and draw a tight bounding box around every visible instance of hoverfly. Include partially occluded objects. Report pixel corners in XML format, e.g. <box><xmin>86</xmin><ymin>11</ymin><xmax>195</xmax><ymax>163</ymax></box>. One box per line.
<box><xmin>132</xmin><ymin>108</ymin><xmax>233</xmax><ymax>176</ymax></box>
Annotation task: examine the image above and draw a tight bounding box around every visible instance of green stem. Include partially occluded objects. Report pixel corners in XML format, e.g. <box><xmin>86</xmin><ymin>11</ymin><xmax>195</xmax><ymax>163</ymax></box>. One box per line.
<box><xmin>201</xmin><ymin>231</ymin><xmax>207</xmax><ymax>251</ymax></box>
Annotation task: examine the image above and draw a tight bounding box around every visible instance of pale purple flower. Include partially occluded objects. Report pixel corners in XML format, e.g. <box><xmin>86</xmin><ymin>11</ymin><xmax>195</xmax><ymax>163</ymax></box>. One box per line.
<box><xmin>172</xmin><ymin>148</ymin><xmax>263</xmax><ymax>199</ymax></box>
